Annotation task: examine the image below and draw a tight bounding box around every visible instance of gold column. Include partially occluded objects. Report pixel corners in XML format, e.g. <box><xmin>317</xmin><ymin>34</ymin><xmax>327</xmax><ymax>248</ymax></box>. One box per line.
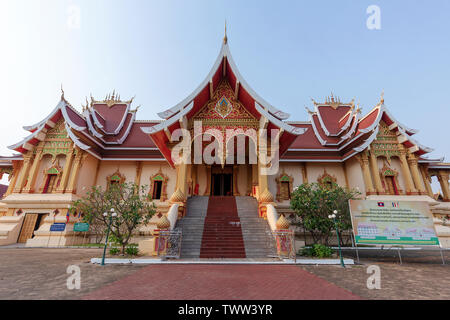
<box><xmin>301</xmin><ymin>163</ymin><xmax>308</xmax><ymax>184</ymax></box>
<box><xmin>420</xmin><ymin>166</ymin><xmax>434</xmax><ymax>197</ymax></box>
<box><xmin>258</xmin><ymin>159</ymin><xmax>274</xmax><ymax>203</ymax></box>
<box><xmin>343</xmin><ymin>162</ymin><xmax>350</xmax><ymax>189</ymax></box>
<box><xmin>204</xmin><ymin>165</ymin><xmax>211</xmax><ymax>196</ymax></box>
<box><xmin>407</xmin><ymin>154</ymin><xmax>426</xmax><ymax>195</ymax></box>
<box><xmin>437</xmin><ymin>171</ymin><xmax>450</xmax><ymax>201</ymax></box>
<box><xmin>134</xmin><ymin>161</ymin><xmax>143</xmax><ymax>187</ymax></box>
<box><xmin>13</xmin><ymin>152</ymin><xmax>33</xmax><ymax>193</ymax></box>
<box><xmin>22</xmin><ymin>147</ymin><xmax>44</xmax><ymax>193</ymax></box>
<box><xmin>246</xmin><ymin>165</ymin><xmax>252</xmax><ymax>195</ymax></box>
<box><xmin>66</xmin><ymin>150</ymin><xmax>83</xmax><ymax>194</ymax></box>
<box><xmin>233</xmin><ymin>165</ymin><xmax>240</xmax><ymax>196</ymax></box>
<box><xmin>5</xmin><ymin>162</ymin><xmax>21</xmax><ymax>196</ymax></box>
<box><xmin>357</xmin><ymin>153</ymin><xmax>376</xmax><ymax>195</ymax></box>
<box><xmin>398</xmin><ymin>147</ymin><xmax>418</xmax><ymax>195</ymax></box>
<box><xmin>55</xmin><ymin>149</ymin><xmax>74</xmax><ymax>193</ymax></box>
<box><xmin>369</xmin><ymin>151</ymin><xmax>385</xmax><ymax>195</ymax></box>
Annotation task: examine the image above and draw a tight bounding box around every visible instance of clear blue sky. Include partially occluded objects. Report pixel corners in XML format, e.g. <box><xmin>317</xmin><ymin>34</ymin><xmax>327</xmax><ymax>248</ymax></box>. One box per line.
<box><xmin>1</xmin><ymin>0</ymin><xmax>449</xmax><ymax>188</ymax></box>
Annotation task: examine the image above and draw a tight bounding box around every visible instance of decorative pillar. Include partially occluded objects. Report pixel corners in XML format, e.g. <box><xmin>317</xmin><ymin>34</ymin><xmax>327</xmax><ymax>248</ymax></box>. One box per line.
<box><xmin>55</xmin><ymin>149</ymin><xmax>74</xmax><ymax>193</ymax></box>
<box><xmin>246</xmin><ymin>164</ymin><xmax>252</xmax><ymax>195</ymax></box>
<box><xmin>398</xmin><ymin>146</ymin><xmax>418</xmax><ymax>195</ymax></box>
<box><xmin>13</xmin><ymin>152</ymin><xmax>33</xmax><ymax>193</ymax></box>
<box><xmin>357</xmin><ymin>153</ymin><xmax>376</xmax><ymax>195</ymax></box>
<box><xmin>301</xmin><ymin>162</ymin><xmax>308</xmax><ymax>184</ymax></box>
<box><xmin>192</xmin><ymin>164</ymin><xmax>198</xmax><ymax>195</ymax></box>
<box><xmin>407</xmin><ymin>154</ymin><xmax>426</xmax><ymax>195</ymax></box>
<box><xmin>134</xmin><ymin>161</ymin><xmax>143</xmax><ymax>187</ymax></box>
<box><xmin>5</xmin><ymin>162</ymin><xmax>21</xmax><ymax>196</ymax></box>
<box><xmin>342</xmin><ymin>162</ymin><xmax>350</xmax><ymax>189</ymax></box>
<box><xmin>204</xmin><ymin>165</ymin><xmax>211</xmax><ymax>196</ymax></box>
<box><xmin>66</xmin><ymin>150</ymin><xmax>83</xmax><ymax>194</ymax></box>
<box><xmin>420</xmin><ymin>166</ymin><xmax>434</xmax><ymax>198</ymax></box>
<box><xmin>233</xmin><ymin>165</ymin><xmax>240</xmax><ymax>196</ymax></box>
<box><xmin>22</xmin><ymin>147</ymin><xmax>44</xmax><ymax>193</ymax></box>
<box><xmin>369</xmin><ymin>151</ymin><xmax>385</xmax><ymax>195</ymax></box>
<box><xmin>437</xmin><ymin>171</ymin><xmax>450</xmax><ymax>202</ymax></box>
<box><xmin>171</xmin><ymin>162</ymin><xmax>187</xmax><ymax>202</ymax></box>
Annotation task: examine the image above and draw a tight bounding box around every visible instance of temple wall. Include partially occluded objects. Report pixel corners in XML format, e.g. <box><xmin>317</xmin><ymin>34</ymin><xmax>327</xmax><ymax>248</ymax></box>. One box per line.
<box><xmin>95</xmin><ymin>161</ymin><xmax>137</xmax><ymax>189</ymax></box>
<box><xmin>237</xmin><ymin>165</ymin><xmax>249</xmax><ymax>196</ymax></box>
<box><xmin>385</xmin><ymin>157</ymin><xmax>406</xmax><ymax>193</ymax></box>
<box><xmin>306</xmin><ymin>163</ymin><xmax>346</xmax><ymax>186</ymax></box>
<box><xmin>345</xmin><ymin>157</ymin><xmax>366</xmax><ymax>195</ymax></box>
<box><xmin>76</xmin><ymin>154</ymin><xmax>98</xmax><ymax>196</ymax></box>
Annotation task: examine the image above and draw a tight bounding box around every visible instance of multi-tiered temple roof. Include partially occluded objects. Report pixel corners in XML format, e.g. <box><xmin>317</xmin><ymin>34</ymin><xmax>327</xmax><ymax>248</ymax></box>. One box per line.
<box><xmin>6</xmin><ymin>36</ymin><xmax>438</xmax><ymax>166</ymax></box>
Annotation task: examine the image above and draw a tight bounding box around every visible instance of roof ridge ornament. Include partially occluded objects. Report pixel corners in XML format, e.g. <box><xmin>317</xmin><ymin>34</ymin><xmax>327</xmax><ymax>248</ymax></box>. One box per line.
<box><xmin>380</xmin><ymin>89</ymin><xmax>384</xmax><ymax>105</ymax></box>
<box><xmin>90</xmin><ymin>91</ymin><xmax>135</xmax><ymax>107</ymax></box>
<box><xmin>223</xmin><ymin>20</ymin><xmax>228</xmax><ymax>44</ymax></box>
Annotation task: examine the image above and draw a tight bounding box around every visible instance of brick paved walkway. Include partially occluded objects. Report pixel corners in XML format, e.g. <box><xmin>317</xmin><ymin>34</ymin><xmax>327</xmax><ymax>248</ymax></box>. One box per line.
<box><xmin>82</xmin><ymin>264</ymin><xmax>360</xmax><ymax>300</ymax></box>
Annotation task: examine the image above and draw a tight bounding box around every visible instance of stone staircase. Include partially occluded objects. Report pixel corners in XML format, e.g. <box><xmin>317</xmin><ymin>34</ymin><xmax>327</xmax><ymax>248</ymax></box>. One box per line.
<box><xmin>235</xmin><ymin>196</ymin><xmax>277</xmax><ymax>258</ymax></box>
<box><xmin>176</xmin><ymin>196</ymin><xmax>276</xmax><ymax>259</ymax></box>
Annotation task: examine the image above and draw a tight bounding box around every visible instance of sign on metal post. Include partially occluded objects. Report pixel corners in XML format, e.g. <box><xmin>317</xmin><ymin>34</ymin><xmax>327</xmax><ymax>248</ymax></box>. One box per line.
<box><xmin>50</xmin><ymin>223</ymin><xmax>66</xmax><ymax>232</ymax></box>
<box><xmin>73</xmin><ymin>222</ymin><xmax>90</xmax><ymax>232</ymax></box>
<box><xmin>349</xmin><ymin>200</ymin><xmax>439</xmax><ymax>246</ymax></box>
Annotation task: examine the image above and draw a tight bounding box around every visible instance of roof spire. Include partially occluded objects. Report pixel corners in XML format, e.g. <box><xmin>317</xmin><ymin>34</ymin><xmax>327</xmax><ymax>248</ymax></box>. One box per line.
<box><xmin>380</xmin><ymin>89</ymin><xmax>384</xmax><ymax>105</ymax></box>
<box><xmin>60</xmin><ymin>83</ymin><xmax>65</xmax><ymax>100</ymax></box>
<box><xmin>223</xmin><ymin>20</ymin><xmax>228</xmax><ymax>44</ymax></box>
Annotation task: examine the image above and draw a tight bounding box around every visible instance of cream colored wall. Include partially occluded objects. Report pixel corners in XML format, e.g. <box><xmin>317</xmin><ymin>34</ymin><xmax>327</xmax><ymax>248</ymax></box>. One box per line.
<box><xmin>307</xmin><ymin>162</ymin><xmax>346</xmax><ymax>186</ymax></box>
<box><xmin>76</xmin><ymin>154</ymin><xmax>98</xmax><ymax>196</ymax></box>
<box><xmin>95</xmin><ymin>161</ymin><xmax>137</xmax><ymax>190</ymax></box>
<box><xmin>237</xmin><ymin>165</ymin><xmax>249</xmax><ymax>195</ymax></box>
<box><xmin>345</xmin><ymin>157</ymin><xmax>366</xmax><ymax>196</ymax></box>
<box><xmin>270</xmin><ymin>162</ymin><xmax>304</xmax><ymax>206</ymax></box>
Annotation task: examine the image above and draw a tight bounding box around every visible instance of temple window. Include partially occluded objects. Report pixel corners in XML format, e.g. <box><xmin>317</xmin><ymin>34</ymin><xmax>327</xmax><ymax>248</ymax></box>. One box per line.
<box><xmin>276</xmin><ymin>172</ymin><xmax>293</xmax><ymax>202</ymax></box>
<box><xmin>106</xmin><ymin>170</ymin><xmax>125</xmax><ymax>189</ymax></box>
<box><xmin>317</xmin><ymin>169</ymin><xmax>337</xmax><ymax>189</ymax></box>
<box><xmin>150</xmin><ymin>171</ymin><xmax>168</xmax><ymax>201</ymax></box>
<box><xmin>43</xmin><ymin>174</ymin><xmax>58</xmax><ymax>193</ymax></box>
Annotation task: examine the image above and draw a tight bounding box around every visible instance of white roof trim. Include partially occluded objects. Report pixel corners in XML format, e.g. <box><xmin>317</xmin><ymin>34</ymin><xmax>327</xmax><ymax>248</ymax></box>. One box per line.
<box><xmin>142</xmin><ymin>101</ymin><xmax>194</xmax><ymax>135</ymax></box>
<box><xmin>353</xmin><ymin>126</ymin><xmax>380</xmax><ymax>152</ymax></box>
<box><xmin>397</xmin><ymin>126</ymin><xmax>434</xmax><ymax>153</ymax></box>
<box><xmin>254</xmin><ymin>102</ymin><xmax>306</xmax><ymax>136</ymax></box>
<box><xmin>64</xmin><ymin>123</ymin><xmax>91</xmax><ymax>151</ymax></box>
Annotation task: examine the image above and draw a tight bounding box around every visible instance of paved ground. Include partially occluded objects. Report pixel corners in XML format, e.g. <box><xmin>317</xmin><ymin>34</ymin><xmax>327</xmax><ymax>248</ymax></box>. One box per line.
<box><xmin>82</xmin><ymin>264</ymin><xmax>359</xmax><ymax>300</ymax></box>
<box><xmin>0</xmin><ymin>248</ymin><xmax>449</xmax><ymax>300</ymax></box>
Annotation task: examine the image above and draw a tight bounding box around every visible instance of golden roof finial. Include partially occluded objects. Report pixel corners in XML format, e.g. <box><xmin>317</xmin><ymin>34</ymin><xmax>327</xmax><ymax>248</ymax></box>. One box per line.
<box><xmin>61</xmin><ymin>83</ymin><xmax>65</xmax><ymax>100</ymax></box>
<box><xmin>223</xmin><ymin>20</ymin><xmax>228</xmax><ymax>44</ymax></box>
<box><xmin>380</xmin><ymin>89</ymin><xmax>384</xmax><ymax>104</ymax></box>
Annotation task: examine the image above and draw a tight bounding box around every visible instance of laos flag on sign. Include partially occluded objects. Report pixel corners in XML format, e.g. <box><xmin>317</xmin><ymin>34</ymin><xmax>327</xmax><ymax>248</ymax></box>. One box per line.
<box><xmin>377</xmin><ymin>202</ymin><xmax>385</xmax><ymax>207</ymax></box>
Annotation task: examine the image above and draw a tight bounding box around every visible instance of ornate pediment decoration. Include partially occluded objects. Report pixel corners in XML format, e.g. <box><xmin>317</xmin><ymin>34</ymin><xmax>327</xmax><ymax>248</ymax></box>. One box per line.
<box><xmin>370</xmin><ymin>120</ymin><xmax>400</xmax><ymax>161</ymax></box>
<box><xmin>41</xmin><ymin>119</ymin><xmax>74</xmax><ymax>160</ymax></box>
<box><xmin>215</xmin><ymin>95</ymin><xmax>233</xmax><ymax>118</ymax></box>
<box><xmin>276</xmin><ymin>171</ymin><xmax>294</xmax><ymax>202</ymax></box>
<box><xmin>317</xmin><ymin>169</ymin><xmax>337</xmax><ymax>188</ymax></box>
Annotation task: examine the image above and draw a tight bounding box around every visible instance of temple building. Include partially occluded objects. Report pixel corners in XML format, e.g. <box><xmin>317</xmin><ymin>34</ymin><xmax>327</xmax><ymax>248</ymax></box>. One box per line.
<box><xmin>0</xmin><ymin>33</ymin><xmax>450</xmax><ymax>254</ymax></box>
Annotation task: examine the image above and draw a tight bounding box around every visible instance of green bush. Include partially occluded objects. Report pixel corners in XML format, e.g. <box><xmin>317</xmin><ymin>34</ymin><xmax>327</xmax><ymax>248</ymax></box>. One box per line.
<box><xmin>125</xmin><ymin>244</ymin><xmax>139</xmax><ymax>256</ymax></box>
<box><xmin>300</xmin><ymin>244</ymin><xmax>333</xmax><ymax>258</ymax></box>
<box><xmin>109</xmin><ymin>247</ymin><xmax>120</xmax><ymax>255</ymax></box>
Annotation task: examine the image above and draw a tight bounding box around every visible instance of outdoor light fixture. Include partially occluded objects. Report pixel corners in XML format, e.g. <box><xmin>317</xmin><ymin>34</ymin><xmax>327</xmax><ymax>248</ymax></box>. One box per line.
<box><xmin>101</xmin><ymin>208</ymin><xmax>116</xmax><ymax>266</ymax></box>
<box><xmin>329</xmin><ymin>210</ymin><xmax>345</xmax><ymax>268</ymax></box>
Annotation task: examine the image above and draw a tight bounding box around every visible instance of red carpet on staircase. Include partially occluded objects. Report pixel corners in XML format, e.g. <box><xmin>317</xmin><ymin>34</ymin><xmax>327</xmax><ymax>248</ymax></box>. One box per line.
<box><xmin>200</xmin><ymin>196</ymin><xmax>246</xmax><ymax>258</ymax></box>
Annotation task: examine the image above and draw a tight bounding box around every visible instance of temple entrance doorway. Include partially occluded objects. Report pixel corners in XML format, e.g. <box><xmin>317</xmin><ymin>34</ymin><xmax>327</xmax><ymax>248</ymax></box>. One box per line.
<box><xmin>17</xmin><ymin>213</ymin><xmax>47</xmax><ymax>243</ymax></box>
<box><xmin>211</xmin><ymin>166</ymin><xmax>233</xmax><ymax>196</ymax></box>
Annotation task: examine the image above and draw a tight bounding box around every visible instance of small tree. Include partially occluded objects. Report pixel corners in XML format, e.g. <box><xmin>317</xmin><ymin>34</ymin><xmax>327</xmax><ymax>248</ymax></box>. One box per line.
<box><xmin>71</xmin><ymin>182</ymin><xmax>156</xmax><ymax>254</ymax></box>
<box><xmin>290</xmin><ymin>182</ymin><xmax>360</xmax><ymax>245</ymax></box>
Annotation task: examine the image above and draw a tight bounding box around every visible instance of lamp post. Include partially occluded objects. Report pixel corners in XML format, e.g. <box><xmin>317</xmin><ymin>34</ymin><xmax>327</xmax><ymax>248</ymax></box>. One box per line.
<box><xmin>101</xmin><ymin>208</ymin><xmax>117</xmax><ymax>266</ymax></box>
<box><xmin>329</xmin><ymin>210</ymin><xmax>345</xmax><ymax>268</ymax></box>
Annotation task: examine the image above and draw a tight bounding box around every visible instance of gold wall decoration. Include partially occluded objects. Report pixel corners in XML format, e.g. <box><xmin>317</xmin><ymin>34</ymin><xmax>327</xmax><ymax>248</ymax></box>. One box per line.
<box><xmin>276</xmin><ymin>171</ymin><xmax>294</xmax><ymax>201</ymax></box>
<box><xmin>379</xmin><ymin>164</ymin><xmax>403</xmax><ymax>195</ymax></box>
<box><xmin>38</xmin><ymin>161</ymin><xmax>63</xmax><ymax>193</ymax></box>
<box><xmin>317</xmin><ymin>169</ymin><xmax>337</xmax><ymax>188</ymax></box>
<box><xmin>106</xmin><ymin>169</ymin><xmax>126</xmax><ymax>189</ymax></box>
<box><xmin>370</xmin><ymin>121</ymin><xmax>400</xmax><ymax>161</ymax></box>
